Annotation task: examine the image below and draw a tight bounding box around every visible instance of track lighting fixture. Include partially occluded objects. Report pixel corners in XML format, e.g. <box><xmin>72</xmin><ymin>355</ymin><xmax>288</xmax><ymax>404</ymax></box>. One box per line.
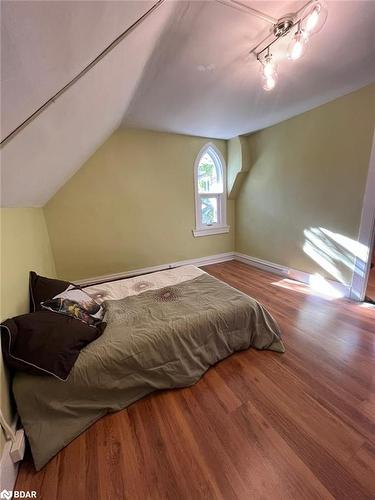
<box><xmin>217</xmin><ymin>0</ymin><xmax>327</xmax><ymax>92</ymax></box>
<box><xmin>252</xmin><ymin>0</ymin><xmax>327</xmax><ymax>91</ymax></box>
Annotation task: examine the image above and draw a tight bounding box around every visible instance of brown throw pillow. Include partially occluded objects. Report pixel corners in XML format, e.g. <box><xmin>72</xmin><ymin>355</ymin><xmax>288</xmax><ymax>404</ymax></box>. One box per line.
<box><xmin>0</xmin><ymin>311</ymin><xmax>106</xmax><ymax>380</ymax></box>
<box><xmin>29</xmin><ymin>271</ymin><xmax>71</xmax><ymax>312</ymax></box>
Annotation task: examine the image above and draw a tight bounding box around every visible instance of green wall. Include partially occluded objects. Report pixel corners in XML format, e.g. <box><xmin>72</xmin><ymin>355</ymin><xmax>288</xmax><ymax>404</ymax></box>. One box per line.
<box><xmin>0</xmin><ymin>208</ymin><xmax>56</xmax><ymax>455</ymax></box>
<box><xmin>44</xmin><ymin>87</ymin><xmax>374</xmax><ymax>285</ymax></box>
<box><xmin>45</xmin><ymin>129</ymin><xmax>234</xmax><ymax>281</ymax></box>
<box><xmin>227</xmin><ymin>136</ymin><xmax>251</xmax><ymax>199</ymax></box>
<box><xmin>236</xmin><ymin>84</ymin><xmax>375</xmax><ymax>285</ymax></box>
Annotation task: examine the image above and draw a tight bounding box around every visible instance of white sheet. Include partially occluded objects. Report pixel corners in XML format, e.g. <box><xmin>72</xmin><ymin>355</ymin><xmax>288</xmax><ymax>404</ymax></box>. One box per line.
<box><xmin>83</xmin><ymin>265</ymin><xmax>205</xmax><ymax>303</ymax></box>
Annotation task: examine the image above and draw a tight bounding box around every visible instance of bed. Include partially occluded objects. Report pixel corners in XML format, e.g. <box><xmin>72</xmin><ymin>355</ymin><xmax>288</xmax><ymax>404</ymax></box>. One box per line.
<box><xmin>13</xmin><ymin>265</ymin><xmax>284</xmax><ymax>470</ymax></box>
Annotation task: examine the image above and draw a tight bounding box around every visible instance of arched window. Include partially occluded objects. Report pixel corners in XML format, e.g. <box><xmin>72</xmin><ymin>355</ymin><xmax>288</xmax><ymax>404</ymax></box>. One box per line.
<box><xmin>193</xmin><ymin>143</ymin><xmax>229</xmax><ymax>237</ymax></box>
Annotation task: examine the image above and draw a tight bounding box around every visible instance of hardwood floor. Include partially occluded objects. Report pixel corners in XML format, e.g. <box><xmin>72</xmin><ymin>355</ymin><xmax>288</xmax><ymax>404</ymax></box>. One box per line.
<box><xmin>16</xmin><ymin>261</ymin><xmax>375</xmax><ymax>499</ymax></box>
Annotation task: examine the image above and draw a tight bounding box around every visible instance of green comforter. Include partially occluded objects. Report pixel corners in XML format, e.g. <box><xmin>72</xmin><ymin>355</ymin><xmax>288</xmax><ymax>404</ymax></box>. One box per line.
<box><xmin>13</xmin><ymin>273</ymin><xmax>284</xmax><ymax>470</ymax></box>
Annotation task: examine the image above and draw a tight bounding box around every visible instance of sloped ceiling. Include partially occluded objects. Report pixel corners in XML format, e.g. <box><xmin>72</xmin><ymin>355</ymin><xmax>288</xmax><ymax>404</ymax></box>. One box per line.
<box><xmin>0</xmin><ymin>0</ymin><xmax>176</xmax><ymax>207</ymax></box>
<box><xmin>1</xmin><ymin>0</ymin><xmax>374</xmax><ymax>207</ymax></box>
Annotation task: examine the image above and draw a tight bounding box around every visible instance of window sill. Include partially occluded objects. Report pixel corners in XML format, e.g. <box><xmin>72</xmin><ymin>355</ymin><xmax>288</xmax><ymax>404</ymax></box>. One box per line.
<box><xmin>192</xmin><ymin>225</ymin><xmax>230</xmax><ymax>237</ymax></box>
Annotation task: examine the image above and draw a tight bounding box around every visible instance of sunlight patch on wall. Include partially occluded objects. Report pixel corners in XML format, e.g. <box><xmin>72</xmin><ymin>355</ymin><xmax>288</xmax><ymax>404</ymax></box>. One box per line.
<box><xmin>303</xmin><ymin>236</ymin><xmax>345</xmax><ymax>283</ymax></box>
<box><xmin>319</xmin><ymin>228</ymin><xmax>368</xmax><ymax>262</ymax></box>
<box><xmin>303</xmin><ymin>227</ymin><xmax>369</xmax><ymax>284</ymax></box>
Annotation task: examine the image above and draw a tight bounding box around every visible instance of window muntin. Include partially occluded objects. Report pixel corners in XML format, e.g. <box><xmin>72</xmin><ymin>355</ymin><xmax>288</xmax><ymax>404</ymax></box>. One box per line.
<box><xmin>194</xmin><ymin>144</ymin><xmax>227</xmax><ymax>235</ymax></box>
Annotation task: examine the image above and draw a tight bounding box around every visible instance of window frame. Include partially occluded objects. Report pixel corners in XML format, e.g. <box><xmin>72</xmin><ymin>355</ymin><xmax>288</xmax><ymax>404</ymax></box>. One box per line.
<box><xmin>193</xmin><ymin>142</ymin><xmax>229</xmax><ymax>237</ymax></box>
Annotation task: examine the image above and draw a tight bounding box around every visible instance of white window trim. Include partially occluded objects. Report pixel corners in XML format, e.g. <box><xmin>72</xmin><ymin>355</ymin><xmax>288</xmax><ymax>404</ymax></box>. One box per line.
<box><xmin>193</xmin><ymin>142</ymin><xmax>229</xmax><ymax>237</ymax></box>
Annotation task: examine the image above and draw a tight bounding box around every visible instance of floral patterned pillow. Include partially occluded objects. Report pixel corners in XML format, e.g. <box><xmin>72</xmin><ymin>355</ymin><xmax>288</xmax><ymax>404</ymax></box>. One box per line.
<box><xmin>41</xmin><ymin>286</ymin><xmax>104</xmax><ymax>326</ymax></box>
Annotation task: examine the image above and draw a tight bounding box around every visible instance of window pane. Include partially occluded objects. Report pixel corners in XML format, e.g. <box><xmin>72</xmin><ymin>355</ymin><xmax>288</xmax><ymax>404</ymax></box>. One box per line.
<box><xmin>198</xmin><ymin>152</ymin><xmax>222</xmax><ymax>193</ymax></box>
<box><xmin>201</xmin><ymin>197</ymin><xmax>218</xmax><ymax>225</ymax></box>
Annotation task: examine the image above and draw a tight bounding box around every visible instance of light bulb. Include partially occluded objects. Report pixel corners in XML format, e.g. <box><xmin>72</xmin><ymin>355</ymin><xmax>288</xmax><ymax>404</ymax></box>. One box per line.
<box><xmin>263</xmin><ymin>59</ymin><xmax>274</xmax><ymax>78</ymax></box>
<box><xmin>290</xmin><ymin>38</ymin><xmax>304</xmax><ymax>60</ymax></box>
<box><xmin>263</xmin><ymin>74</ymin><xmax>277</xmax><ymax>92</ymax></box>
<box><xmin>260</xmin><ymin>54</ymin><xmax>277</xmax><ymax>91</ymax></box>
<box><xmin>263</xmin><ymin>61</ymin><xmax>273</xmax><ymax>78</ymax></box>
<box><xmin>302</xmin><ymin>1</ymin><xmax>328</xmax><ymax>35</ymax></box>
<box><xmin>261</xmin><ymin>55</ymin><xmax>277</xmax><ymax>79</ymax></box>
<box><xmin>288</xmin><ymin>30</ymin><xmax>308</xmax><ymax>60</ymax></box>
<box><xmin>305</xmin><ymin>5</ymin><xmax>320</xmax><ymax>33</ymax></box>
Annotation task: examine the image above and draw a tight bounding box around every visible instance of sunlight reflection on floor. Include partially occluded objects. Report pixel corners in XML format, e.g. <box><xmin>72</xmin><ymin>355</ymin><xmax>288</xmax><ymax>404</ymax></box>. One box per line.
<box><xmin>272</xmin><ymin>274</ymin><xmax>344</xmax><ymax>300</ymax></box>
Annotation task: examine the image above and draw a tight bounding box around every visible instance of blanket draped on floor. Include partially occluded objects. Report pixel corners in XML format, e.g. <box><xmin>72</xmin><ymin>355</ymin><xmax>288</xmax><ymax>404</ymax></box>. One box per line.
<box><xmin>13</xmin><ymin>267</ymin><xmax>284</xmax><ymax>470</ymax></box>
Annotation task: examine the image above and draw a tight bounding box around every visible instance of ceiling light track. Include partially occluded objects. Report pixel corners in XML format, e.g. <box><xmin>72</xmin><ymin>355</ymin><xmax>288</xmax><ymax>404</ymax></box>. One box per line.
<box><xmin>254</xmin><ymin>0</ymin><xmax>328</xmax><ymax>92</ymax></box>
<box><xmin>0</xmin><ymin>0</ymin><xmax>167</xmax><ymax>148</ymax></box>
<box><xmin>217</xmin><ymin>0</ymin><xmax>327</xmax><ymax>92</ymax></box>
<box><xmin>255</xmin><ymin>17</ymin><xmax>299</xmax><ymax>61</ymax></box>
<box><xmin>251</xmin><ymin>1</ymin><xmax>320</xmax><ymax>56</ymax></box>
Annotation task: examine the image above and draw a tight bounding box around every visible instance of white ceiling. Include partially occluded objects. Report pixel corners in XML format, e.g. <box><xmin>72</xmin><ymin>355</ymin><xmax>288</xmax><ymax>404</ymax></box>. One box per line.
<box><xmin>123</xmin><ymin>0</ymin><xmax>375</xmax><ymax>138</ymax></box>
<box><xmin>1</xmin><ymin>0</ymin><xmax>374</xmax><ymax>207</ymax></box>
<box><xmin>0</xmin><ymin>0</ymin><xmax>176</xmax><ymax>206</ymax></box>
<box><xmin>1</xmin><ymin>0</ymin><xmax>155</xmax><ymax>139</ymax></box>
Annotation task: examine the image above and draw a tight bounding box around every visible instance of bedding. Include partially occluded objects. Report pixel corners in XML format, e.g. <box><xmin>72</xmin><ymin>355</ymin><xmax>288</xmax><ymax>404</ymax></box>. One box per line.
<box><xmin>29</xmin><ymin>271</ymin><xmax>71</xmax><ymax>312</ymax></box>
<box><xmin>13</xmin><ymin>266</ymin><xmax>284</xmax><ymax>470</ymax></box>
<box><xmin>1</xmin><ymin>311</ymin><xmax>106</xmax><ymax>379</ymax></box>
<box><xmin>41</xmin><ymin>285</ymin><xmax>105</xmax><ymax>326</ymax></box>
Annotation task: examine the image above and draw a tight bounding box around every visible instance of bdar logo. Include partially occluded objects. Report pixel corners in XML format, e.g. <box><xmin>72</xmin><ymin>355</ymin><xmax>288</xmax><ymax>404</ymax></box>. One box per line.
<box><xmin>1</xmin><ymin>491</ymin><xmax>36</xmax><ymax>499</ymax></box>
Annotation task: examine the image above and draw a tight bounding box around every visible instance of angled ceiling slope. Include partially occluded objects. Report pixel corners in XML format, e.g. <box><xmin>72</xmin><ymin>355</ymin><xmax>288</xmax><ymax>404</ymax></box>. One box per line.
<box><xmin>0</xmin><ymin>0</ymin><xmax>176</xmax><ymax>207</ymax></box>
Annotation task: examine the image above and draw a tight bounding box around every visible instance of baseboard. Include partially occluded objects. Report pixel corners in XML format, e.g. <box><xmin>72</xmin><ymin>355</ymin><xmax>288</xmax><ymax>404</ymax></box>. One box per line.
<box><xmin>233</xmin><ymin>252</ymin><xmax>350</xmax><ymax>298</ymax></box>
<box><xmin>76</xmin><ymin>250</ymin><xmax>350</xmax><ymax>298</ymax></box>
<box><xmin>234</xmin><ymin>253</ymin><xmax>288</xmax><ymax>276</ymax></box>
<box><xmin>76</xmin><ymin>252</ymin><xmax>235</xmax><ymax>286</ymax></box>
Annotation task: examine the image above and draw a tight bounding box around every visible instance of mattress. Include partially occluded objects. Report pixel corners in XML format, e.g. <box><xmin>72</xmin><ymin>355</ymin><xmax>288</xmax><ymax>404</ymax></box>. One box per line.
<box><xmin>13</xmin><ymin>265</ymin><xmax>284</xmax><ymax>470</ymax></box>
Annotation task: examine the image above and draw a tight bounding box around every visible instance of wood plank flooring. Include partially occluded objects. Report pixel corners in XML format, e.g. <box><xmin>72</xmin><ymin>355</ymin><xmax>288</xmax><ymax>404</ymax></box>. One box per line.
<box><xmin>16</xmin><ymin>261</ymin><xmax>375</xmax><ymax>499</ymax></box>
